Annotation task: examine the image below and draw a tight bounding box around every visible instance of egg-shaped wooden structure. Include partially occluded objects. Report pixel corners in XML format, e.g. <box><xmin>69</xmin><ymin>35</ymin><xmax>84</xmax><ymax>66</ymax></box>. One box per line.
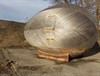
<box><xmin>24</xmin><ymin>5</ymin><xmax>98</xmax><ymax>62</ymax></box>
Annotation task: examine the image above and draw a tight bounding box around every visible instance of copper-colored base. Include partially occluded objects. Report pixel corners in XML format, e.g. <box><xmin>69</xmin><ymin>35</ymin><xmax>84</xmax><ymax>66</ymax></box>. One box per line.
<box><xmin>38</xmin><ymin>50</ymin><xmax>69</xmax><ymax>62</ymax></box>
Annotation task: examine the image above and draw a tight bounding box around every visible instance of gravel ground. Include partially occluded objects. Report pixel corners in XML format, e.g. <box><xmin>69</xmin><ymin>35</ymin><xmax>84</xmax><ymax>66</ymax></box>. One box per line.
<box><xmin>0</xmin><ymin>44</ymin><xmax>100</xmax><ymax>76</ymax></box>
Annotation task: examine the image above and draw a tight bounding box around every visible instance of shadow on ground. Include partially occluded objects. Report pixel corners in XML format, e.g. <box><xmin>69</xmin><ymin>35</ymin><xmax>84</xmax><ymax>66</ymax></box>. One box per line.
<box><xmin>83</xmin><ymin>42</ymin><xmax>100</xmax><ymax>57</ymax></box>
<box><xmin>55</xmin><ymin>42</ymin><xmax>100</xmax><ymax>65</ymax></box>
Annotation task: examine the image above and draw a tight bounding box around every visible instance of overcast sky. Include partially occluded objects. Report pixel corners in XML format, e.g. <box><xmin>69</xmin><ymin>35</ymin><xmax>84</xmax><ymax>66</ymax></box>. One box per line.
<box><xmin>0</xmin><ymin>0</ymin><xmax>50</xmax><ymax>22</ymax></box>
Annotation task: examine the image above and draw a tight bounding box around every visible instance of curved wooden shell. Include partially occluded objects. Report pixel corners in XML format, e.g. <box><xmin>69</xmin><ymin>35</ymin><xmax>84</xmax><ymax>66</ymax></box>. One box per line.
<box><xmin>24</xmin><ymin>5</ymin><xmax>98</xmax><ymax>57</ymax></box>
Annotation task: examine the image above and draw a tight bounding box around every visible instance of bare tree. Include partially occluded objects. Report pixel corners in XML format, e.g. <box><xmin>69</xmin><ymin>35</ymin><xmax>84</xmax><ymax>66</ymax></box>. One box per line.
<box><xmin>44</xmin><ymin>0</ymin><xmax>69</xmax><ymax>5</ymax></box>
<box><xmin>44</xmin><ymin>0</ymin><xmax>97</xmax><ymax>16</ymax></box>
